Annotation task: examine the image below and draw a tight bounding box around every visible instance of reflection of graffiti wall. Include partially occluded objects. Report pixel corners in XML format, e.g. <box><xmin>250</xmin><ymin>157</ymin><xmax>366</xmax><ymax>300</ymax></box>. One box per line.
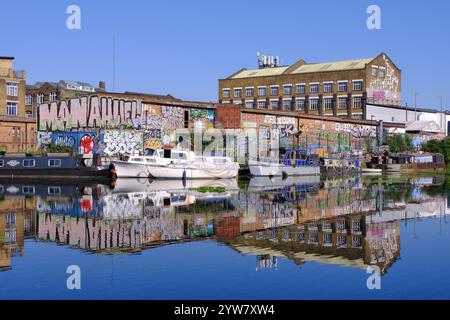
<box><xmin>39</xmin><ymin>96</ymin><xmax>142</xmax><ymax>131</ymax></box>
<box><xmin>101</xmin><ymin>130</ymin><xmax>143</xmax><ymax>156</ymax></box>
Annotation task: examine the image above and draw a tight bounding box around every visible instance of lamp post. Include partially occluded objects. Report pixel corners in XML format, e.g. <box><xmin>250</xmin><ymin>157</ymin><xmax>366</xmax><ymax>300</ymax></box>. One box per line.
<box><xmin>438</xmin><ymin>96</ymin><xmax>443</xmax><ymax>134</ymax></box>
<box><xmin>414</xmin><ymin>93</ymin><xmax>419</xmax><ymax>121</ymax></box>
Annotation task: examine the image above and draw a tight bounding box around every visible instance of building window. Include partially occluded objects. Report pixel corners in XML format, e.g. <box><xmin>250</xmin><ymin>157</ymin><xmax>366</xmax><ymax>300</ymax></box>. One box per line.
<box><xmin>270</xmin><ymin>86</ymin><xmax>279</xmax><ymax>96</ymax></box>
<box><xmin>37</xmin><ymin>94</ymin><xmax>45</xmax><ymax>104</ymax></box>
<box><xmin>25</xmin><ymin>95</ymin><xmax>33</xmax><ymax>106</ymax></box>
<box><xmin>283</xmin><ymin>99</ymin><xmax>292</xmax><ymax>111</ymax></box>
<box><xmin>338</xmin><ymin>82</ymin><xmax>348</xmax><ymax>92</ymax></box>
<box><xmin>353</xmin><ymin>81</ymin><xmax>363</xmax><ymax>91</ymax></box>
<box><xmin>353</xmin><ymin>96</ymin><xmax>363</xmax><ymax>109</ymax></box>
<box><xmin>258</xmin><ymin>87</ymin><xmax>266</xmax><ymax>96</ymax></box>
<box><xmin>245</xmin><ymin>101</ymin><xmax>254</xmax><ymax>109</ymax></box>
<box><xmin>6</xmin><ymin>102</ymin><xmax>18</xmax><ymax>116</ymax></box>
<box><xmin>223</xmin><ymin>89</ymin><xmax>230</xmax><ymax>98</ymax></box>
<box><xmin>6</xmin><ymin>82</ymin><xmax>18</xmax><ymax>96</ymax></box>
<box><xmin>296</xmin><ymin>84</ymin><xmax>306</xmax><ymax>94</ymax></box>
<box><xmin>22</xmin><ymin>186</ymin><xmax>35</xmax><ymax>195</ymax></box>
<box><xmin>338</xmin><ymin>97</ymin><xmax>347</xmax><ymax>109</ymax></box>
<box><xmin>283</xmin><ymin>85</ymin><xmax>292</xmax><ymax>95</ymax></box>
<box><xmin>324</xmin><ymin>98</ymin><xmax>333</xmax><ymax>110</ymax></box>
<box><xmin>234</xmin><ymin>88</ymin><xmax>242</xmax><ymax>98</ymax></box>
<box><xmin>310</xmin><ymin>84</ymin><xmax>319</xmax><ymax>93</ymax></box>
<box><xmin>324</xmin><ymin>83</ymin><xmax>333</xmax><ymax>93</ymax></box>
<box><xmin>309</xmin><ymin>98</ymin><xmax>319</xmax><ymax>111</ymax></box>
<box><xmin>6</xmin><ymin>212</ymin><xmax>16</xmax><ymax>226</ymax></box>
<box><xmin>296</xmin><ymin>99</ymin><xmax>305</xmax><ymax>111</ymax></box>
<box><xmin>0</xmin><ymin>160</ymin><xmax>4</xmax><ymax>167</ymax></box>
<box><xmin>372</xmin><ymin>66</ymin><xmax>378</xmax><ymax>77</ymax></box>
<box><xmin>257</xmin><ymin>100</ymin><xmax>267</xmax><ymax>109</ymax></box>
<box><xmin>270</xmin><ymin>100</ymin><xmax>279</xmax><ymax>110</ymax></box>
<box><xmin>246</xmin><ymin>88</ymin><xmax>254</xmax><ymax>97</ymax></box>
<box><xmin>379</xmin><ymin>68</ymin><xmax>386</xmax><ymax>78</ymax></box>
<box><xmin>48</xmin><ymin>159</ymin><xmax>62</xmax><ymax>167</ymax></box>
<box><xmin>49</xmin><ymin>92</ymin><xmax>58</xmax><ymax>102</ymax></box>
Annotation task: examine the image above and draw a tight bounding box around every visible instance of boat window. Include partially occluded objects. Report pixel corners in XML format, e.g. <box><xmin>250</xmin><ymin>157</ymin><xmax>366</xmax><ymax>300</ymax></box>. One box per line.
<box><xmin>164</xmin><ymin>149</ymin><xmax>171</xmax><ymax>158</ymax></box>
<box><xmin>22</xmin><ymin>186</ymin><xmax>35</xmax><ymax>195</ymax></box>
<box><xmin>163</xmin><ymin>198</ymin><xmax>171</xmax><ymax>206</ymax></box>
<box><xmin>23</xmin><ymin>159</ymin><xmax>36</xmax><ymax>168</ymax></box>
<box><xmin>48</xmin><ymin>159</ymin><xmax>62</xmax><ymax>167</ymax></box>
<box><xmin>0</xmin><ymin>160</ymin><xmax>4</xmax><ymax>167</ymax></box>
<box><xmin>131</xmin><ymin>158</ymin><xmax>143</xmax><ymax>162</ymax></box>
<box><xmin>48</xmin><ymin>186</ymin><xmax>61</xmax><ymax>195</ymax></box>
<box><xmin>145</xmin><ymin>158</ymin><xmax>156</xmax><ymax>163</ymax></box>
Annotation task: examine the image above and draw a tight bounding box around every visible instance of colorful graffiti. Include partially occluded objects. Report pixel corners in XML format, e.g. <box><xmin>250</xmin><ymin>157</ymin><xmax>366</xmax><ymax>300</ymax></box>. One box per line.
<box><xmin>189</xmin><ymin>108</ymin><xmax>215</xmax><ymax>129</ymax></box>
<box><xmin>37</xmin><ymin>131</ymin><xmax>99</xmax><ymax>155</ymax></box>
<box><xmin>101</xmin><ymin>130</ymin><xmax>143</xmax><ymax>156</ymax></box>
<box><xmin>368</xmin><ymin>55</ymin><xmax>401</xmax><ymax>104</ymax></box>
<box><xmin>39</xmin><ymin>96</ymin><xmax>143</xmax><ymax>131</ymax></box>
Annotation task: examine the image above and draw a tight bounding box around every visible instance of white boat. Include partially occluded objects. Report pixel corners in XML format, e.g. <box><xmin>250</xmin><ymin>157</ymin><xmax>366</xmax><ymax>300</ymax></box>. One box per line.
<box><xmin>248</xmin><ymin>149</ymin><xmax>320</xmax><ymax>177</ymax></box>
<box><xmin>112</xmin><ymin>149</ymin><xmax>239</xmax><ymax>179</ymax></box>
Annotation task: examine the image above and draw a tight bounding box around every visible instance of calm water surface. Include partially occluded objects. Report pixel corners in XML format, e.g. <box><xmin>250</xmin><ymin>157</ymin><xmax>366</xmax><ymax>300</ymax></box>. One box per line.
<box><xmin>0</xmin><ymin>175</ymin><xmax>449</xmax><ymax>300</ymax></box>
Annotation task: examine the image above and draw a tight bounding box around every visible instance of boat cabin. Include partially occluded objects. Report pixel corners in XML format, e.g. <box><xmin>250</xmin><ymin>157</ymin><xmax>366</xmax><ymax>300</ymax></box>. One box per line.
<box><xmin>280</xmin><ymin>149</ymin><xmax>320</xmax><ymax>167</ymax></box>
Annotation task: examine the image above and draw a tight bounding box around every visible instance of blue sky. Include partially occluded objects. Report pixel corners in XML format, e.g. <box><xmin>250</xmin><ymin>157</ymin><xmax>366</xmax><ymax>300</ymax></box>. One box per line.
<box><xmin>1</xmin><ymin>0</ymin><xmax>449</xmax><ymax>109</ymax></box>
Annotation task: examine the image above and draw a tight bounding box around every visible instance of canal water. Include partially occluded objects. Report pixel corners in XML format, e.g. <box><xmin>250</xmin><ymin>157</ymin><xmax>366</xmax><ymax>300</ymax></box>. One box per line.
<box><xmin>0</xmin><ymin>174</ymin><xmax>449</xmax><ymax>300</ymax></box>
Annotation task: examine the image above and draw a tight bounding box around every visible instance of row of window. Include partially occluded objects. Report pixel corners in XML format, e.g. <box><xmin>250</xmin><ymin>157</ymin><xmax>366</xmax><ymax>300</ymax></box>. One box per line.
<box><xmin>25</xmin><ymin>92</ymin><xmax>58</xmax><ymax>105</ymax></box>
<box><xmin>0</xmin><ymin>159</ymin><xmax>62</xmax><ymax>168</ymax></box>
<box><xmin>239</xmin><ymin>96</ymin><xmax>363</xmax><ymax>111</ymax></box>
<box><xmin>0</xmin><ymin>185</ymin><xmax>61</xmax><ymax>196</ymax></box>
<box><xmin>223</xmin><ymin>81</ymin><xmax>363</xmax><ymax>98</ymax></box>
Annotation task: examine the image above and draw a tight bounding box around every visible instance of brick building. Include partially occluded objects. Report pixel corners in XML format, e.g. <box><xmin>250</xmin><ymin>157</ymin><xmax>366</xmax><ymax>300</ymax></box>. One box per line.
<box><xmin>218</xmin><ymin>52</ymin><xmax>401</xmax><ymax>120</ymax></box>
<box><xmin>0</xmin><ymin>56</ymin><xmax>36</xmax><ymax>153</ymax></box>
<box><xmin>26</xmin><ymin>80</ymin><xmax>106</xmax><ymax>119</ymax></box>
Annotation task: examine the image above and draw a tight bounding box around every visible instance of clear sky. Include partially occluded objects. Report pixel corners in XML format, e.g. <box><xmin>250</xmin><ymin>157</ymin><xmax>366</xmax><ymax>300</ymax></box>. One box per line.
<box><xmin>1</xmin><ymin>0</ymin><xmax>449</xmax><ymax>109</ymax></box>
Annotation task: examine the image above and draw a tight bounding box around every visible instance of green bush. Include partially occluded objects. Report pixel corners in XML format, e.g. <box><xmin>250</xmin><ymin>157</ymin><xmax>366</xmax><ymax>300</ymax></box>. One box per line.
<box><xmin>0</xmin><ymin>146</ymin><xmax>6</xmax><ymax>156</ymax></box>
<box><xmin>46</xmin><ymin>143</ymin><xmax>74</xmax><ymax>154</ymax></box>
<box><xmin>422</xmin><ymin>138</ymin><xmax>450</xmax><ymax>164</ymax></box>
<box><xmin>387</xmin><ymin>134</ymin><xmax>414</xmax><ymax>153</ymax></box>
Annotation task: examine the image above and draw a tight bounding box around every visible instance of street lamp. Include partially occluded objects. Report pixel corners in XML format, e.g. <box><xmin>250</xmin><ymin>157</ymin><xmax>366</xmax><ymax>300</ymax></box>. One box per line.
<box><xmin>414</xmin><ymin>93</ymin><xmax>419</xmax><ymax>121</ymax></box>
<box><xmin>438</xmin><ymin>96</ymin><xmax>444</xmax><ymax>134</ymax></box>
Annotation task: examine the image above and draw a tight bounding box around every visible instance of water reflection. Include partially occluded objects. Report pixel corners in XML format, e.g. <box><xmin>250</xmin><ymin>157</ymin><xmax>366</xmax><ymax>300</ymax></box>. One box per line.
<box><xmin>0</xmin><ymin>175</ymin><xmax>448</xmax><ymax>276</ymax></box>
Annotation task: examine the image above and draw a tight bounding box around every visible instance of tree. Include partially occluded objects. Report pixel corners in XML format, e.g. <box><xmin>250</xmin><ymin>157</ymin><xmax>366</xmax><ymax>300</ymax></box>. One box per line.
<box><xmin>387</xmin><ymin>134</ymin><xmax>413</xmax><ymax>153</ymax></box>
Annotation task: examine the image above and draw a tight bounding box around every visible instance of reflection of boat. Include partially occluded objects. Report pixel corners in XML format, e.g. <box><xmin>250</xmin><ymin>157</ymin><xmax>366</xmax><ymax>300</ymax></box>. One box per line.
<box><xmin>361</xmin><ymin>168</ymin><xmax>382</xmax><ymax>174</ymax></box>
<box><xmin>247</xmin><ymin>176</ymin><xmax>321</xmax><ymax>192</ymax></box>
<box><xmin>249</xmin><ymin>149</ymin><xmax>320</xmax><ymax>177</ymax></box>
<box><xmin>112</xmin><ymin>178</ymin><xmax>239</xmax><ymax>194</ymax></box>
<box><xmin>113</xmin><ymin>149</ymin><xmax>239</xmax><ymax>179</ymax></box>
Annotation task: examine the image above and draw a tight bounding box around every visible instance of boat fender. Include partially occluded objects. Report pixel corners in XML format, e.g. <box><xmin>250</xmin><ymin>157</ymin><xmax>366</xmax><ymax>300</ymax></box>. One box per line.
<box><xmin>182</xmin><ymin>170</ymin><xmax>187</xmax><ymax>181</ymax></box>
<box><xmin>282</xmin><ymin>171</ymin><xmax>288</xmax><ymax>180</ymax></box>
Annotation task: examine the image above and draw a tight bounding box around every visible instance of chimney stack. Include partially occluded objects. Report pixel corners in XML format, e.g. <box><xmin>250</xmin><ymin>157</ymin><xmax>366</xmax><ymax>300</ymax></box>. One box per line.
<box><xmin>99</xmin><ymin>81</ymin><xmax>106</xmax><ymax>91</ymax></box>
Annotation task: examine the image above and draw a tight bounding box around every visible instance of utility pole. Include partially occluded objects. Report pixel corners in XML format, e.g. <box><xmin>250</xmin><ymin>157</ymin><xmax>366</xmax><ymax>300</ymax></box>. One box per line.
<box><xmin>414</xmin><ymin>93</ymin><xmax>419</xmax><ymax>121</ymax></box>
<box><xmin>438</xmin><ymin>96</ymin><xmax>443</xmax><ymax>134</ymax></box>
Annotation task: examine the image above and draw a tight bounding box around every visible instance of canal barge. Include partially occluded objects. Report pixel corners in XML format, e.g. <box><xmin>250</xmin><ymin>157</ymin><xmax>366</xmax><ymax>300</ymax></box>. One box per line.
<box><xmin>0</xmin><ymin>153</ymin><xmax>113</xmax><ymax>179</ymax></box>
<box><xmin>249</xmin><ymin>149</ymin><xmax>321</xmax><ymax>177</ymax></box>
<box><xmin>367</xmin><ymin>153</ymin><xmax>445</xmax><ymax>172</ymax></box>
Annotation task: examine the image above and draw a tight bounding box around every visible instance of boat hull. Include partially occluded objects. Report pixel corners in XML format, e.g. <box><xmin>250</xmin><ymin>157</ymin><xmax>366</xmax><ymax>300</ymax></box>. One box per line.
<box><xmin>248</xmin><ymin>160</ymin><xmax>320</xmax><ymax>177</ymax></box>
<box><xmin>112</xmin><ymin>161</ymin><xmax>152</xmax><ymax>178</ymax></box>
<box><xmin>148</xmin><ymin>164</ymin><xmax>239</xmax><ymax>179</ymax></box>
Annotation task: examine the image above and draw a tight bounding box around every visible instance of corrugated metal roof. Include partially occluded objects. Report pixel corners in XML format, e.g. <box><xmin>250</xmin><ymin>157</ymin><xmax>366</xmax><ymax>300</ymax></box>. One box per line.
<box><xmin>230</xmin><ymin>66</ymin><xmax>290</xmax><ymax>79</ymax></box>
<box><xmin>229</xmin><ymin>57</ymin><xmax>375</xmax><ymax>79</ymax></box>
<box><xmin>291</xmin><ymin>58</ymin><xmax>374</xmax><ymax>74</ymax></box>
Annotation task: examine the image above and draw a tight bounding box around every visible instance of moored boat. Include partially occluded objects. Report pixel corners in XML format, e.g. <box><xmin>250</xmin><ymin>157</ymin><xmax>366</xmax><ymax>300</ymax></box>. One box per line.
<box><xmin>112</xmin><ymin>149</ymin><xmax>239</xmax><ymax>179</ymax></box>
<box><xmin>249</xmin><ymin>149</ymin><xmax>320</xmax><ymax>177</ymax></box>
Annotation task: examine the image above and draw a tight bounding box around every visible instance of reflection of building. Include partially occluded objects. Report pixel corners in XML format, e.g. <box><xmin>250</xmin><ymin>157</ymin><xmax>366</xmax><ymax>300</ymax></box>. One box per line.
<box><xmin>0</xmin><ymin>193</ymin><xmax>36</xmax><ymax>271</ymax></box>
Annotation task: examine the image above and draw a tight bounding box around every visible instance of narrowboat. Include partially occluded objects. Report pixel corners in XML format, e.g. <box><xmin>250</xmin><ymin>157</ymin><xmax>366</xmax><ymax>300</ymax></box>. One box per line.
<box><xmin>0</xmin><ymin>153</ymin><xmax>113</xmax><ymax>179</ymax></box>
<box><xmin>248</xmin><ymin>149</ymin><xmax>321</xmax><ymax>177</ymax></box>
<box><xmin>367</xmin><ymin>153</ymin><xmax>445</xmax><ymax>172</ymax></box>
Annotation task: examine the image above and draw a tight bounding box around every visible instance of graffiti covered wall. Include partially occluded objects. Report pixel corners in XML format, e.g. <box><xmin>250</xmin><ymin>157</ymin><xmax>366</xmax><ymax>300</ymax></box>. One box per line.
<box><xmin>39</xmin><ymin>96</ymin><xmax>143</xmax><ymax>131</ymax></box>
<box><xmin>101</xmin><ymin>130</ymin><xmax>143</xmax><ymax>156</ymax></box>
<box><xmin>37</xmin><ymin>131</ymin><xmax>100</xmax><ymax>155</ymax></box>
<box><xmin>367</xmin><ymin>54</ymin><xmax>401</xmax><ymax>105</ymax></box>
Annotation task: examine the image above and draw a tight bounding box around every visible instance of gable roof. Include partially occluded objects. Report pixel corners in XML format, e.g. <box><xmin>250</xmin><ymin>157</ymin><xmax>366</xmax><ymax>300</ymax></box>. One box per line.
<box><xmin>405</xmin><ymin>121</ymin><xmax>442</xmax><ymax>133</ymax></box>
